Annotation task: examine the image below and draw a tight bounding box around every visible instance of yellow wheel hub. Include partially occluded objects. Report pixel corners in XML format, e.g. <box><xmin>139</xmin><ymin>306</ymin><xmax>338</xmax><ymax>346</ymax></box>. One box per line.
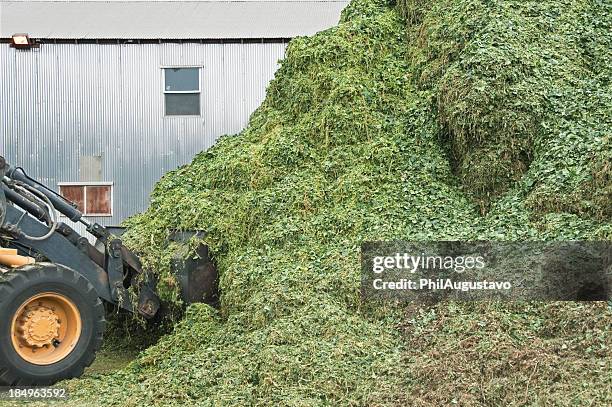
<box><xmin>11</xmin><ymin>293</ymin><xmax>82</xmax><ymax>365</ymax></box>
<box><xmin>18</xmin><ymin>305</ymin><xmax>61</xmax><ymax>348</ymax></box>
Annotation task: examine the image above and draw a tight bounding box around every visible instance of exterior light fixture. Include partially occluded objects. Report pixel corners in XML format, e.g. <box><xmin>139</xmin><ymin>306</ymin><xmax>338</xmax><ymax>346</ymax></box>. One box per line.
<box><xmin>10</xmin><ymin>34</ymin><xmax>37</xmax><ymax>49</ymax></box>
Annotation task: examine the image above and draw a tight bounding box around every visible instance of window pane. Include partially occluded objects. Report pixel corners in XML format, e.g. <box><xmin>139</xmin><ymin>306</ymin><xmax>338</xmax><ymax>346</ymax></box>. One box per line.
<box><xmin>165</xmin><ymin>93</ymin><xmax>200</xmax><ymax>116</ymax></box>
<box><xmin>164</xmin><ymin>68</ymin><xmax>199</xmax><ymax>91</ymax></box>
<box><xmin>85</xmin><ymin>186</ymin><xmax>111</xmax><ymax>215</ymax></box>
<box><xmin>59</xmin><ymin>186</ymin><xmax>84</xmax><ymax>212</ymax></box>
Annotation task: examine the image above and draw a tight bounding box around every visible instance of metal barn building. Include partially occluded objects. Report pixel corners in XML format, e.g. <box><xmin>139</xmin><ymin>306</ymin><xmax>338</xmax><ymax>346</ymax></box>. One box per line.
<box><xmin>0</xmin><ymin>0</ymin><xmax>347</xmax><ymax>237</ymax></box>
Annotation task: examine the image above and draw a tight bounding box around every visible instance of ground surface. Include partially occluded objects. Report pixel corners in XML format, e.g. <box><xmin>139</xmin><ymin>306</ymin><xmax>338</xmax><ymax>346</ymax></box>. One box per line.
<box><xmin>0</xmin><ymin>347</ymin><xmax>137</xmax><ymax>407</ymax></box>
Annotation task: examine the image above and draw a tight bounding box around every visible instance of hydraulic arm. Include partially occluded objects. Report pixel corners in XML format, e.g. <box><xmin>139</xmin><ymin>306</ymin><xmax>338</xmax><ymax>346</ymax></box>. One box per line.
<box><xmin>0</xmin><ymin>155</ymin><xmax>159</xmax><ymax>316</ymax></box>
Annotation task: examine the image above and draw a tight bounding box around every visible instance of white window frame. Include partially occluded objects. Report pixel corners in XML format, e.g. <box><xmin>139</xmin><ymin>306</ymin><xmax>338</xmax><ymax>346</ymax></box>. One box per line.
<box><xmin>57</xmin><ymin>182</ymin><xmax>114</xmax><ymax>217</ymax></box>
<box><xmin>162</xmin><ymin>66</ymin><xmax>202</xmax><ymax>117</ymax></box>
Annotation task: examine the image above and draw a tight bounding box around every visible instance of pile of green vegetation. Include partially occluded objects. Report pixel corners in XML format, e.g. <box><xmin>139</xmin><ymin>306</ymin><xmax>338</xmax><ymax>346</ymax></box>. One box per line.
<box><xmin>402</xmin><ymin>301</ymin><xmax>610</xmax><ymax>406</ymax></box>
<box><xmin>400</xmin><ymin>0</ymin><xmax>611</xmax><ymax>218</ymax></box>
<box><xmin>63</xmin><ymin>0</ymin><xmax>609</xmax><ymax>405</ymax></box>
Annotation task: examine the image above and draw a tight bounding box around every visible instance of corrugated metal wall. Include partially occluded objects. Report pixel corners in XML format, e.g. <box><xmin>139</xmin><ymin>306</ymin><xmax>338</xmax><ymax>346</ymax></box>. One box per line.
<box><xmin>0</xmin><ymin>41</ymin><xmax>287</xmax><ymax>236</ymax></box>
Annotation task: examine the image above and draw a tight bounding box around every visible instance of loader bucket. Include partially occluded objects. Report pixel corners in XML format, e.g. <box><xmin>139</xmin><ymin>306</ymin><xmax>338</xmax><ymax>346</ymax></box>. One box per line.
<box><xmin>170</xmin><ymin>231</ymin><xmax>219</xmax><ymax>306</ymax></box>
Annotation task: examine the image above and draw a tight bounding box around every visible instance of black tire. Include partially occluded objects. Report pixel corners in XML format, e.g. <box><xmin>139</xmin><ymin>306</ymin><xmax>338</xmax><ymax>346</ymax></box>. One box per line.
<box><xmin>0</xmin><ymin>263</ymin><xmax>106</xmax><ymax>386</ymax></box>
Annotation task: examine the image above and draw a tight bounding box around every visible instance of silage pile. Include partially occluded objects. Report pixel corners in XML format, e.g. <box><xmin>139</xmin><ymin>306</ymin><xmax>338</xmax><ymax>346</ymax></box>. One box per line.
<box><xmin>66</xmin><ymin>0</ymin><xmax>610</xmax><ymax>405</ymax></box>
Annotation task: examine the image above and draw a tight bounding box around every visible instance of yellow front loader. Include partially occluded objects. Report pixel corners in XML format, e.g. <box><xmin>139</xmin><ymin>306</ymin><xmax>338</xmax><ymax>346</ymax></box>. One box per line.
<box><xmin>0</xmin><ymin>155</ymin><xmax>218</xmax><ymax>386</ymax></box>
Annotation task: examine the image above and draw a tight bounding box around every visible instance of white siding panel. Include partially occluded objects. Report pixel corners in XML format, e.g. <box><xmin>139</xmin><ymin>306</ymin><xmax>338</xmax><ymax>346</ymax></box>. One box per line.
<box><xmin>0</xmin><ymin>42</ymin><xmax>287</xmax><ymax>227</ymax></box>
